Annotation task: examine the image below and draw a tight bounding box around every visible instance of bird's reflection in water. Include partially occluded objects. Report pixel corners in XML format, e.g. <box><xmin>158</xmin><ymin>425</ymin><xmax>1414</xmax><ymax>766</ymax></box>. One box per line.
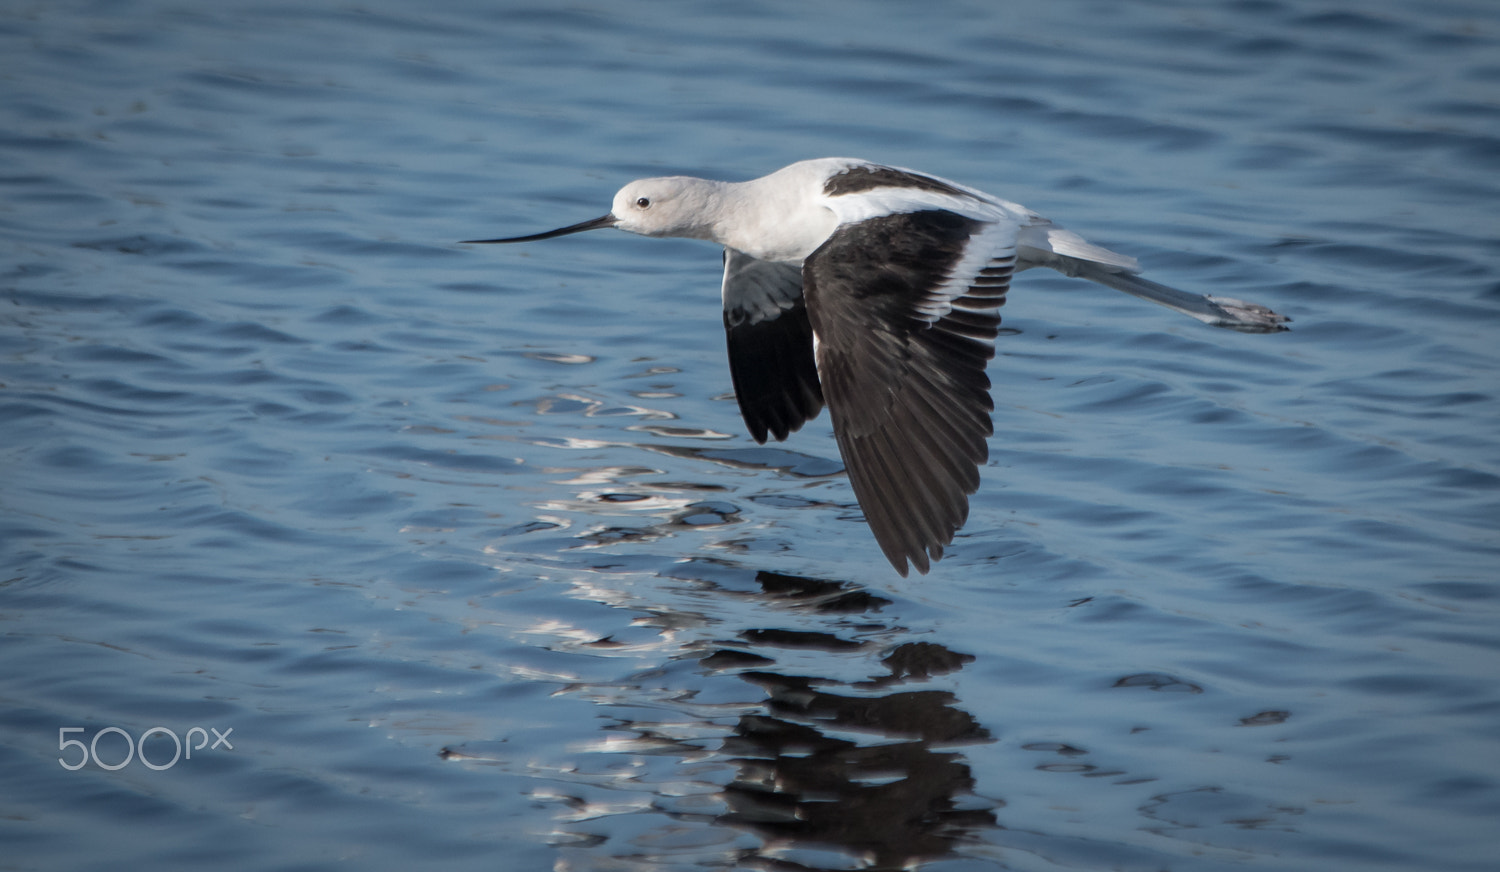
<box><xmin>444</xmin><ymin>564</ymin><xmax>1001</xmax><ymax>869</ymax></box>
<box><xmin>704</xmin><ymin>571</ymin><xmax>999</xmax><ymax>870</ymax></box>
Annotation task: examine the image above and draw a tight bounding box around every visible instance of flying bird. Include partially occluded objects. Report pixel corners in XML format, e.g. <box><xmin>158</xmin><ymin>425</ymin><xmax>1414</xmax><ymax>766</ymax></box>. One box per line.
<box><xmin>465</xmin><ymin>158</ymin><xmax>1288</xmax><ymax>575</ymax></box>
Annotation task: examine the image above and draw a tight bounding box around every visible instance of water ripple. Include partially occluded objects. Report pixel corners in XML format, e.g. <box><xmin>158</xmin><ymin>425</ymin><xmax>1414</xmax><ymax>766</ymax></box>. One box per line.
<box><xmin>4</xmin><ymin>1</ymin><xmax>1500</xmax><ymax>870</ymax></box>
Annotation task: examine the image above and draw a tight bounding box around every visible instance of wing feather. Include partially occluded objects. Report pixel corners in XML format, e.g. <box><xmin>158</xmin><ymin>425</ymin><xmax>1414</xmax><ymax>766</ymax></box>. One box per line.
<box><xmin>721</xmin><ymin>249</ymin><xmax>824</xmax><ymax>442</ymax></box>
<box><xmin>803</xmin><ymin>210</ymin><xmax>1013</xmax><ymax>575</ymax></box>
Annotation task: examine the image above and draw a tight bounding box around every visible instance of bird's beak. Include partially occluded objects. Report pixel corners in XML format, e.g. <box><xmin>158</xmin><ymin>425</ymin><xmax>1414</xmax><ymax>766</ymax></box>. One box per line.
<box><xmin>461</xmin><ymin>213</ymin><xmax>616</xmax><ymax>244</ymax></box>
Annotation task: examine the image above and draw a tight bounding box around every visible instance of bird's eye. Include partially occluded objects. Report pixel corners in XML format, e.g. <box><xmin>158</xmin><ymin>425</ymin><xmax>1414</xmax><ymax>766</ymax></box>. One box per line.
<box><xmin>635</xmin><ymin>197</ymin><xmax>651</xmax><ymax>209</ymax></box>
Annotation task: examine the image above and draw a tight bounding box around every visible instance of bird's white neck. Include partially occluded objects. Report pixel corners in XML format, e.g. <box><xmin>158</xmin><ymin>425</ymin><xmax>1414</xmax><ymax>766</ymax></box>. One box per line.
<box><xmin>708</xmin><ymin>176</ymin><xmax>838</xmax><ymax>264</ymax></box>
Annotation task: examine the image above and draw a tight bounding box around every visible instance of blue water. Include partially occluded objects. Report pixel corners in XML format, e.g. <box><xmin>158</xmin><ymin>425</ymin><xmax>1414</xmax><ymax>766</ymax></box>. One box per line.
<box><xmin>3</xmin><ymin>1</ymin><xmax>1498</xmax><ymax>869</ymax></box>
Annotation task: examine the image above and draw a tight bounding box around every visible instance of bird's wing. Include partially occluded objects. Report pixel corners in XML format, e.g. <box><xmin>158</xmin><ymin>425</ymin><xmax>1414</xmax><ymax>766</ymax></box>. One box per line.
<box><xmin>802</xmin><ymin>210</ymin><xmax>1014</xmax><ymax>576</ymax></box>
<box><xmin>720</xmin><ymin>248</ymin><xmax>824</xmax><ymax>443</ymax></box>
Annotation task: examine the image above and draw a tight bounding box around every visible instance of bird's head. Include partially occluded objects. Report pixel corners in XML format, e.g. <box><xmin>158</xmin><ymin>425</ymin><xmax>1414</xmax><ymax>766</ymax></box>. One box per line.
<box><xmin>462</xmin><ymin>176</ymin><xmax>721</xmax><ymax>246</ymax></box>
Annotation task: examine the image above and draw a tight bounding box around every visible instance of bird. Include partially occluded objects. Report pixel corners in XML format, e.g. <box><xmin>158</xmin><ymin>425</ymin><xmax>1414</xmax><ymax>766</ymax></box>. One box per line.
<box><xmin>464</xmin><ymin>158</ymin><xmax>1288</xmax><ymax>576</ymax></box>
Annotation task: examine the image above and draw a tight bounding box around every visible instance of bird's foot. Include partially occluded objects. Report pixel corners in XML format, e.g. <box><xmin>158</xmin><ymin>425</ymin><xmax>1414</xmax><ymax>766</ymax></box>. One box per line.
<box><xmin>1206</xmin><ymin>296</ymin><xmax>1292</xmax><ymax>333</ymax></box>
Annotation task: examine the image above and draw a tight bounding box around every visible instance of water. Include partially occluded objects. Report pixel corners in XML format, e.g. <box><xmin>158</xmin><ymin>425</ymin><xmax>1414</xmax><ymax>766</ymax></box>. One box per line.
<box><xmin>3</xmin><ymin>1</ymin><xmax>1498</xmax><ymax>869</ymax></box>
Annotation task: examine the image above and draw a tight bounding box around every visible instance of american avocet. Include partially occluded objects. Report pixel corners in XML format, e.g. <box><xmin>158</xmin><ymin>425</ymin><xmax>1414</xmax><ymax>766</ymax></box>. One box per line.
<box><xmin>465</xmin><ymin>158</ymin><xmax>1288</xmax><ymax>575</ymax></box>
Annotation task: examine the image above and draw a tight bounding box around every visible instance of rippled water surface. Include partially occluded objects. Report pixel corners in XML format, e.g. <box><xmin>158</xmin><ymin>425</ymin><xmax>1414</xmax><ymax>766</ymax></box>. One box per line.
<box><xmin>4</xmin><ymin>1</ymin><xmax>1499</xmax><ymax>869</ymax></box>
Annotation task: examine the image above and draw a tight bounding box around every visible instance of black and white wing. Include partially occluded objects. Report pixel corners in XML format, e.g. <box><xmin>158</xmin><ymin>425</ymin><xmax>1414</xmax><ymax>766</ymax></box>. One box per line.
<box><xmin>721</xmin><ymin>248</ymin><xmax>824</xmax><ymax>443</ymax></box>
<box><xmin>803</xmin><ymin>210</ymin><xmax>1013</xmax><ymax>576</ymax></box>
